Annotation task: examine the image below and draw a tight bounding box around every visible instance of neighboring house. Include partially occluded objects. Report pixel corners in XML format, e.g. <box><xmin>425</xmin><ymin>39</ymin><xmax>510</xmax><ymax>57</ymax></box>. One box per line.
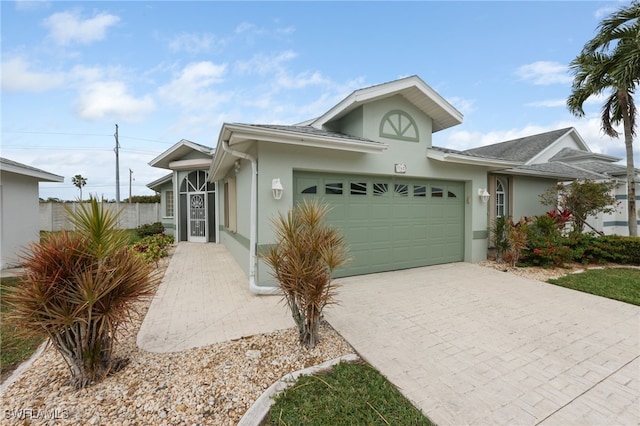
<box><xmin>147</xmin><ymin>140</ymin><xmax>216</xmax><ymax>242</ymax></box>
<box><xmin>0</xmin><ymin>157</ymin><xmax>64</xmax><ymax>269</ymax></box>
<box><xmin>149</xmin><ymin>76</ymin><xmax>636</xmax><ymax>291</ymax></box>
<box><xmin>463</xmin><ymin>127</ymin><xmax>639</xmax><ymax>236</ymax></box>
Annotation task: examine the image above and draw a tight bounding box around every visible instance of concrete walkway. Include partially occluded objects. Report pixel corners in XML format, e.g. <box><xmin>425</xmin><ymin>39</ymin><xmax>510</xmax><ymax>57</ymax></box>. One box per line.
<box><xmin>138</xmin><ymin>243</ymin><xmax>639</xmax><ymax>424</ymax></box>
<box><xmin>325</xmin><ymin>263</ymin><xmax>640</xmax><ymax>425</ymax></box>
<box><xmin>137</xmin><ymin>243</ymin><xmax>292</xmax><ymax>352</ymax></box>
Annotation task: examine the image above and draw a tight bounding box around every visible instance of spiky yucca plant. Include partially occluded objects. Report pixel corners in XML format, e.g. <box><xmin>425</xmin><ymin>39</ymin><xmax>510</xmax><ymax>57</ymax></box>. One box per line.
<box><xmin>6</xmin><ymin>197</ymin><xmax>156</xmax><ymax>388</ymax></box>
<box><xmin>263</xmin><ymin>199</ymin><xmax>348</xmax><ymax>349</ymax></box>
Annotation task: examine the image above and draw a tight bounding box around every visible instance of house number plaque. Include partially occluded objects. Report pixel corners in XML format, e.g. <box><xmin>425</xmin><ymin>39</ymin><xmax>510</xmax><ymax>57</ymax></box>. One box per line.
<box><xmin>394</xmin><ymin>163</ymin><xmax>407</xmax><ymax>174</ymax></box>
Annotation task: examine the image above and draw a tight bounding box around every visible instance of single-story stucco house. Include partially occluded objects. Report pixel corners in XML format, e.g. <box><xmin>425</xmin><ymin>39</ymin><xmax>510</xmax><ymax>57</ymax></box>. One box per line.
<box><xmin>148</xmin><ymin>75</ymin><xmax>638</xmax><ymax>292</ymax></box>
<box><xmin>0</xmin><ymin>157</ymin><xmax>64</xmax><ymax>269</ymax></box>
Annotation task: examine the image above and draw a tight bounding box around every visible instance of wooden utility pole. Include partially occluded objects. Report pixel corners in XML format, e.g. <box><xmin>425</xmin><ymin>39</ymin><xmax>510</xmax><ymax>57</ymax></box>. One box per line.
<box><xmin>114</xmin><ymin>124</ymin><xmax>120</xmax><ymax>209</ymax></box>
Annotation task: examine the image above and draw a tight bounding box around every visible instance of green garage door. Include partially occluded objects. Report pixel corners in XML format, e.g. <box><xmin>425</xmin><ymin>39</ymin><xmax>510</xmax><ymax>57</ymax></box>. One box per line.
<box><xmin>294</xmin><ymin>172</ymin><xmax>465</xmax><ymax>277</ymax></box>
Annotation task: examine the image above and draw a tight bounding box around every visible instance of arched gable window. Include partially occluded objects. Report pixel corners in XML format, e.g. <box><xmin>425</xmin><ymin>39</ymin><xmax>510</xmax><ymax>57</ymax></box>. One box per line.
<box><xmin>379</xmin><ymin>110</ymin><xmax>419</xmax><ymax>142</ymax></box>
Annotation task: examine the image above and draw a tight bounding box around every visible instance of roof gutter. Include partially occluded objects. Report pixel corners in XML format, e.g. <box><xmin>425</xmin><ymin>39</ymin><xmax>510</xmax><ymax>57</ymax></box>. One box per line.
<box><xmin>220</xmin><ymin>140</ymin><xmax>279</xmax><ymax>295</ymax></box>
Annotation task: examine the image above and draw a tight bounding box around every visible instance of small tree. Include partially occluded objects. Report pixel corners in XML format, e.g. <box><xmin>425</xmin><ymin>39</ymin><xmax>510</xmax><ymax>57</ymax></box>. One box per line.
<box><xmin>540</xmin><ymin>179</ymin><xmax>618</xmax><ymax>235</ymax></box>
<box><xmin>6</xmin><ymin>196</ymin><xmax>156</xmax><ymax>388</ymax></box>
<box><xmin>263</xmin><ymin>199</ymin><xmax>349</xmax><ymax>349</ymax></box>
<box><xmin>72</xmin><ymin>174</ymin><xmax>87</xmax><ymax>201</ymax></box>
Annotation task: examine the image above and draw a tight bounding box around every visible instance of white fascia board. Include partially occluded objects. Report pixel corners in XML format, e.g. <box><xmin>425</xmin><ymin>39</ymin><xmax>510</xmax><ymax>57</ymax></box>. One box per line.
<box><xmin>147</xmin><ymin>173</ymin><xmax>173</xmax><ymax>190</ymax></box>
<box><xmin>426</xmin><ymin>149</ymin><xmax>522</xmax><ymax>168</ymax></box>
<box><xmin>228</xmin><ymin>129</ymin><xmax>387</xmax><ymax>154</ymax></box>
<box><xmin>0</xmin><ymin>163</ymin><xmax>64</xmax><ymax>182</ymax></box>
<box><xmin>168</xmin><ymin>158</ymin><xmax>212</xmax><ymax>170</ymax></box>
<box><xmin>149</xmin><ymin>139</ymin><xmax>215</xmax><ymax>169</ymax></box>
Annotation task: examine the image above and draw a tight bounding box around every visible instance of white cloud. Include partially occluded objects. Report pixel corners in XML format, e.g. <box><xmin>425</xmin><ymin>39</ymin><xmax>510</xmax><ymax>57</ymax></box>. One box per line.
<box><xmin>15</xmin><ymin>0</ymin><xmax>50</xmax><ymax>11</ymax></box>
<box><xmin>234</xmin><ymin>21</ymin><xmax>295</xmax><ymax>44</ymax></box>
<box><xmin>1</xmin><ymin>57</ymin><xmax>64</xmax><ymax>92</ymax></box>
<box><xmin>74</xmin><ymin>81</ymin><xmax>155</xmax><ymax>122</ymax></box>
<box><xmin>594</xmin><ymin>5</ymin><xmax>617</xmax><ymax>19</ymax></box>
<box><xmin>43</xmin><ymin>10</ymin><xmax>120</xmax><ymax>45</ymax></box>
<box><xmin>525</xmin><ymin>99</ymin><xmax>567</xmax><ymax>108</ymax></box>
<box><xmin>276</xmin><ymin>71</ymin><xmax>330</xmax><ymax>90</ymax></box>
<box><xmin>235</xmin><ymin>51</ymin><xmax>297</xmax><ymax>76</ymax></box>
<box><xmin>447</xmin><ymin>96</ymin><xmax>476</xmax><ymax>115</ymax></box>
<box><xmin>168</xmin><ymin>33</ymin><xmax>224</xmax><ymax>54</ymax></box>
<box><xmin>516</xmin><ymin>61</ymin><xmax>572</xmax><ymax>85</ymax></box>
<box><xmin>158</xmin><ymin>61</ymin><xmax>229</xmax><ymax>110</ymax></box>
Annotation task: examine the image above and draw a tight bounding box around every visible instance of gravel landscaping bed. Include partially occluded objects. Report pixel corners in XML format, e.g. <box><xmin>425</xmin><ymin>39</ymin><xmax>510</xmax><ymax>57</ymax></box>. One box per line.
<box><xmin>0</xmin><ymin>248</ymin><xmax>354</xmax><ymax>425</ymax></box>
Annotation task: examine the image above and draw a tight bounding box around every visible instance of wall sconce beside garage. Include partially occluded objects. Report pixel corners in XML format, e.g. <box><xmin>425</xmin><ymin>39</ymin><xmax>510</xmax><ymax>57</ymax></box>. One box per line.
<box><xmin>272</xmin><ymin>178</ymin><xmax>284</xmax><ymax>200</ymax></box>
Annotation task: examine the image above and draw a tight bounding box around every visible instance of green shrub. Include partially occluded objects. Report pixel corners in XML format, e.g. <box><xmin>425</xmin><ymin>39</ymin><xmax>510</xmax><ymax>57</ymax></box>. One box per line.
<box><xmin>592</xmin><ymin>235</ymin><xmax>640</xmax><ymax>265</ymax></box>
<box><xmin>523</xmin><ymin>214</ymin><xmax>571</xmax><ymax>267</ymax></box>
<box><xmin>132</xmin><ymin>233</ymin><xmax>174</xmax><ymax>264</ymax></box>
<box><xmin>136</xmin><ymin>222</ymin><xmax>165</xmax><ymax>238</ymax></box>
<box><xmin>491</xmin><ymin>215</ymin><xmax>510</xmax><ymax>262</ymax></box>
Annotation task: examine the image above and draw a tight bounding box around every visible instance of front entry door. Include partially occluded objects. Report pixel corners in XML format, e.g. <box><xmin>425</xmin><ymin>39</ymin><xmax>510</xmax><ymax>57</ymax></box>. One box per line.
<box><xmin>188</xmin><ymin>192</ymin><xmax>207</xmax><ymax>242</ymax></box>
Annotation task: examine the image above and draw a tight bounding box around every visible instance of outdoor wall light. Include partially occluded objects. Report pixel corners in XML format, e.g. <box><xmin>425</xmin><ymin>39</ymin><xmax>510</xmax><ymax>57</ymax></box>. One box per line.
<box><xmin>478</xmin><ymin>188</ymin><xmax>490</xmax><ymax>203</ymax></box>
<box><xmin>272</xmin><ymin>178</ymin><xmax>284</xmax><ymax>200</ymax></box>
<box><xmin>234</xmin><ymin>160</ymin><xmax>241</xmax><ymax>173</ymax></box>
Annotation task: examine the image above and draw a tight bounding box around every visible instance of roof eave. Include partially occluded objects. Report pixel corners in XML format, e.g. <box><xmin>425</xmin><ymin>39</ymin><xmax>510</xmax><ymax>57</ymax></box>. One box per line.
<box><xmin>149</xmin><ymin>139</ymin><xmax>215</xmax><ymax>170</ymax></box>
<box><xmin>0</xmin><ymin>163</ymin><xmax>64</xmax><ymax>182</ymax></box>
<box><xmin>147</xmin><ymin>173</ymin><xmax>173</xmax><ymax>191</ymax></box>
<box><xmin>310</xmin><ymin>76</ymin><xmax>463</xmax><ymax>132</ymax></box>
<box><xmin>426</xmin><ymin>149</ymin><xmax>522</xmax><ymax>168</ymax></box>
<box><xmin>209</xmin><ymin>123</ymin><xmax>388</xmax><ymax>182</ymax></box>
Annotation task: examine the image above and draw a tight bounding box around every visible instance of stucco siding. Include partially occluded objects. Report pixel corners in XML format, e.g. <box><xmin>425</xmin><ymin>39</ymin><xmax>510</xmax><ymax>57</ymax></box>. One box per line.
<box><xmin>1</xmin><ymin>172</ymin><xmax>40</xmax><ymax>269</ymax></box>
<box><xmin>361</xmin><ymin>95</ymin><xmax>433</xmax><ymax>146</ymax></box>
<box><xmin>512</xmin><ymin>176</ymin><xmax>555</xmax><ymax>219</ymax></box>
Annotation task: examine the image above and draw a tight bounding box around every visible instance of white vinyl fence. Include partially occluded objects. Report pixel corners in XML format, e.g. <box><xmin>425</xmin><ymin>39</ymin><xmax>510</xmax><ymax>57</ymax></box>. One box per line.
<box><xmin>40</xmin><ymin>202</ymin><xmax>161</xmax><ymax>231</ymax></box>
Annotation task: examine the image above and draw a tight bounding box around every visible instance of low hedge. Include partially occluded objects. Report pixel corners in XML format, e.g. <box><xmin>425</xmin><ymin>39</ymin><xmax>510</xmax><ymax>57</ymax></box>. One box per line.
<box><xmin>523</xmin><ymin>233</ymin><xmax>640</xmax><ymax>267</ymax></box>
<box><xmin>137</xmin><ymin>222</ymin><xmax>165</xmax><ymax>238</ymax></box>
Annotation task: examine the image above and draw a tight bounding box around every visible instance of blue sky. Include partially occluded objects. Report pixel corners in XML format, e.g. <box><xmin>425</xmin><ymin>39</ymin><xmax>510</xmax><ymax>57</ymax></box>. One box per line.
<box><xmin>1</xmin><ymin>0</ymin><xmax>636</xmax><ymax>200</ymax></box>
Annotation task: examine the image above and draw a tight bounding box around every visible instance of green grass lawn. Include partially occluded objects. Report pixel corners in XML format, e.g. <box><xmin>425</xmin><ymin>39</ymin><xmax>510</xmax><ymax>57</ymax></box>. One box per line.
<box><xmin>0</xmin><ymin>276</ymin><xmax>46</xmax><ymax>382</ymax></box>
<box><xmin>547</xmin><ymin>267</ymin><xmax>640</xmax><ymax>305</ymax></box>
<box><xmin>264</xmin><ymin>361</ymin><xmax>435</xmax><ymax>426</ymax></box>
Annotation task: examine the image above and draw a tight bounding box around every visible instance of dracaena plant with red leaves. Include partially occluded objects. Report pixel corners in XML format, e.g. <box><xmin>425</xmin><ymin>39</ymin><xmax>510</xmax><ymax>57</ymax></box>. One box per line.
<box><xmin>263</xmin><ymin>199</ymin><xmax>349</xmax><ymax>349</ymax></box>
<box><xmin>5</xmin><ymin>197</ymin><xmax>157</xmax><ymax>388</ymax></box>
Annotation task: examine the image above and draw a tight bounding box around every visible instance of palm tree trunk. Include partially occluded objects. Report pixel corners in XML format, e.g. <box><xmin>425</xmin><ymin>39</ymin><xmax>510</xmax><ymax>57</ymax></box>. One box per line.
<box><xmin>619</xmin><ymin>90</ymin><xmax>637</xmax><ymax>237</ymax></box>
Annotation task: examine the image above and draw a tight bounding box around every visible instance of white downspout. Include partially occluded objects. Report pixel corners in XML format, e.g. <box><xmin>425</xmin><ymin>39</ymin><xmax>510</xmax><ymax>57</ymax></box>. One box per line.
<box><xmin>221</xmin><ymin>140</ymin><xmax>279</xmax><ymax>295</ymax></box>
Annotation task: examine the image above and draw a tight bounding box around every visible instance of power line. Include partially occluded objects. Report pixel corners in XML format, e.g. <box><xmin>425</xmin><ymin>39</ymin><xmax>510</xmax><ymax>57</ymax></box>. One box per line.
<box><xmin>2</xmin><ymin>130</ymin><xmax>174</xmax><ymax>144</ymax></box>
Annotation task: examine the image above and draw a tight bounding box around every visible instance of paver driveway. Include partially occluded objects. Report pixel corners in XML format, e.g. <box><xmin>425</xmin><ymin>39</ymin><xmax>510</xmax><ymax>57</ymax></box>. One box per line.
<box><xmin>325</xmin><ymin>263</ymin><xmax>639</xmax><ymax>425</ymax></box>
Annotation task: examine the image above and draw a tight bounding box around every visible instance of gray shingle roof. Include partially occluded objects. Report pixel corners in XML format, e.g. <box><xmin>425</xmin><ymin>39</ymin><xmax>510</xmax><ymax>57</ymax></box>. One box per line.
<box><xmin>245</xmin><ymin>124</ymin><xmax>384</xmax><ymax>144</ymax></box>
<box><xmin>464</xmin><ymin>128</ymin><xmax>573</xmax><ymax>162</ymax></box>
<box><xmin>430</xmin><ymin>145</ymin><xmax>505</xmax><ymax>160</ymax></box>
<box><xmin>549</xmin><ymin>147</ymin><xmax>591</xmax><ymax>161</ymax></box>
<box><xmin>507</xmin><ymin>162</ymin><xmax>609</xmax><ymax>180</ymax></box>
<box><xmin>571</xmin><ymin>161</ymin><xmax>629</xmax><ymax>177</ymax></box>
